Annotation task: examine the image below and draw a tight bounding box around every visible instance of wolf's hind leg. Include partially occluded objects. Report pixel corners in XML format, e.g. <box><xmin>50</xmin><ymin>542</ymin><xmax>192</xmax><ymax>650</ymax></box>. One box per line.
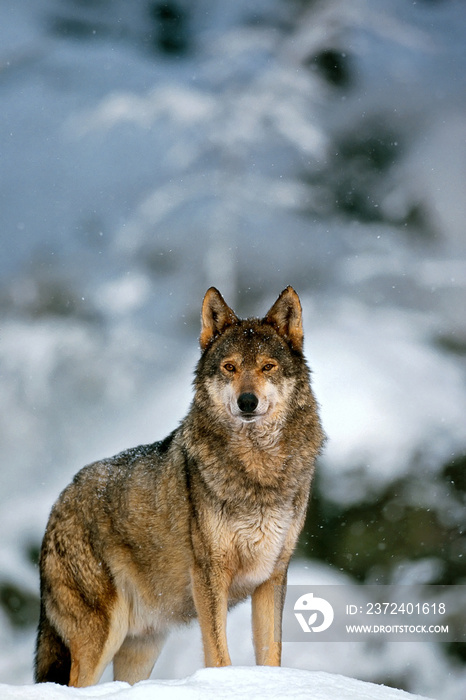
<box><xmin>68</xmin><ymin>625</ymin><xmax>125</xmax><ymax>687</ymax></box>
<box><xmin>113</xmin><ymin>630</ymin><xmax>167</xmax><ymax>684</ymax></box>
<box><xmin>65</xmin><ymin>599</ymin><xmax>129</xmax><ymax>687</ymax></box>
<box><xmin>36</xmin><ymin>596</ymin><xmax>125</xmax><ymax>687</ymax></box>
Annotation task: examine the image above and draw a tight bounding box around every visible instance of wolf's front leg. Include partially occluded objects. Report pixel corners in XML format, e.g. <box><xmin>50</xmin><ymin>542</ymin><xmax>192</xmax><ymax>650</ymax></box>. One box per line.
<box><xmin>251</xmin><ymin>567</ymin><xmax>288</xmax><ymax>666</ymax></box>
<box><xmin>191</xmin><ymin>564</ymin><xmax>232</xmax><ymax>667</ymax></box>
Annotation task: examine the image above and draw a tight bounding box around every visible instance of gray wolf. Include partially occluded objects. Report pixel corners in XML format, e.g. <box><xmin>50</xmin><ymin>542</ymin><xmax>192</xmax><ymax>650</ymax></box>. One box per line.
<box><xmin>35</xmin><ymin>286</ymin><xmax>324</xmax><ymax>687</ymax></box>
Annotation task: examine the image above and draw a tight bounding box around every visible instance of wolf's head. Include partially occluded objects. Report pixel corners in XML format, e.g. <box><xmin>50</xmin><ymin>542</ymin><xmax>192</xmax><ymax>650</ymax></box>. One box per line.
<box><xmin>195</xmin><ymin>287</ymin><xmax>310</xmax><ymax>428</ymax></box>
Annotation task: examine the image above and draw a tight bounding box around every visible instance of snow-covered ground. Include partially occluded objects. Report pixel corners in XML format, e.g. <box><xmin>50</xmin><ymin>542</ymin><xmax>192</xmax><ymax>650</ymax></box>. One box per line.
<box><xmin>0</xmin><ymin>667</ymin><xmax>433</xmax><ymax>700</ymax></box>
<box><xmin>1</xmin><ymin>1</ymin><xmax>465</xmax><ymax>698</ymax></box>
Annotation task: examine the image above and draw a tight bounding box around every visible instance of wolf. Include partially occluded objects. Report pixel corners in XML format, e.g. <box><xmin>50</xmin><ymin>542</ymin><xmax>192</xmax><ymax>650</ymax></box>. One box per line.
<box><xmin>35</xmin><ymin>286</ymin><xmax>324</xmax><ymax>687</ymax></box>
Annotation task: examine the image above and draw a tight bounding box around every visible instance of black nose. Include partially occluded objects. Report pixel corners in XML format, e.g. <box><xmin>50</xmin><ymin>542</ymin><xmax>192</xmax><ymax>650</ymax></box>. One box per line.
<box><xmin>237</xmin><ymin>392</ymin><xmax>259</xmax><ymax>414</ymax></box>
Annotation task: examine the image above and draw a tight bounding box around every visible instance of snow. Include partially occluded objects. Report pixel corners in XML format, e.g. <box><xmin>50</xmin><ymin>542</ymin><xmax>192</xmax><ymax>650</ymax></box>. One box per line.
<box><xmin>0</xmin><ymin>667</ymin><xmax>432</xmax><ymax>700</ymax></box>
<box><xmin>308</xmin><ymin>299</ymin><xmax>466</xmax><ymax>493</ymax></box>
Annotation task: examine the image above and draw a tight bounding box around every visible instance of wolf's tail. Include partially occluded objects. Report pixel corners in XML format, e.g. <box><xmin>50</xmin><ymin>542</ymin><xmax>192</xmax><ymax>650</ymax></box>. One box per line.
<box><xmin>35</xmin><ymin>604</ymin><xmax>71</xmax><ymax>684</ymax></box>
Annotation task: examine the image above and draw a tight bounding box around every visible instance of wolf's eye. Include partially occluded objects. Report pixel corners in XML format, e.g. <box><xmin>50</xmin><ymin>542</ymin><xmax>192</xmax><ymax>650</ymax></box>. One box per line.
<box><xmin>223</xmin><ymin>363</ymin><xmax>236</xmax><ymax>373</ymax></box>
<box><xmin>262</xmin><ymin>363</ymin><xmax>275</xmax><ymax>372</ymax></box>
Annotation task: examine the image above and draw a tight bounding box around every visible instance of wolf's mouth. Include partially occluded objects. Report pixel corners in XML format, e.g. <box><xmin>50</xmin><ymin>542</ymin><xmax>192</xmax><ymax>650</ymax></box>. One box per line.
<box><xmin>227</xmin><ymin>401</ymin><xmax>262</xmax><ymax>422</ymax></box>
<box><xmin>239</xmin><ymin>413</ymin><xmax>260</xmax><ymax>423</ymax></box>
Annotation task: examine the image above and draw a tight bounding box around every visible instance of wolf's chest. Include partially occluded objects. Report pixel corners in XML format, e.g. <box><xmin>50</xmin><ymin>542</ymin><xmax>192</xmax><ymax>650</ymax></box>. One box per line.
<box><xmin>227</xmin><ymin>506</ymin><xmax>293</xmax><ymax>592</ymax></box>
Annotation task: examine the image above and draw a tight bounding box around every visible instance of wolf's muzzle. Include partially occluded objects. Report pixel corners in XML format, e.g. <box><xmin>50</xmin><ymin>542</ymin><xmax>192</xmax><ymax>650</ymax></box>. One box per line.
<box><xmin>237</xmin><ymin>392</ymin><xmax>259</xmax><ymax>415</ymax></box>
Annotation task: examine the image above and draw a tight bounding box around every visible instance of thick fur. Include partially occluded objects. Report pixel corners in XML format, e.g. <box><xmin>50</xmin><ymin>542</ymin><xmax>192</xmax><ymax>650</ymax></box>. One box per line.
<box><xmin>35</xmin><ymin>286</ymin><xmax>324</xmax><ymax>687</ymax></box>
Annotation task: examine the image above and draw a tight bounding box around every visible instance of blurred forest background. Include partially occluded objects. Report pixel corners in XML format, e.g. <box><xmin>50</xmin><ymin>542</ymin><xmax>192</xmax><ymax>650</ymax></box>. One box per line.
<box><xmin>0</xmin><ymin>1</ymin><xmax>465</xmax><ymax>698</ymax></box>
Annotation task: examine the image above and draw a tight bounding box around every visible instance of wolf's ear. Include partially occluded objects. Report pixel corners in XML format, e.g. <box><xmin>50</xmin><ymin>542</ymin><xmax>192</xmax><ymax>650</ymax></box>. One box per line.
<box><xmin>264</xmin><ymin>286</ymin><xmax>303</xmax><ymax>352</ymax></box>
<box><xmin>200</xmin><ymin>287</ymin><xmax>239</xmax><ymax>350</ymax></box>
